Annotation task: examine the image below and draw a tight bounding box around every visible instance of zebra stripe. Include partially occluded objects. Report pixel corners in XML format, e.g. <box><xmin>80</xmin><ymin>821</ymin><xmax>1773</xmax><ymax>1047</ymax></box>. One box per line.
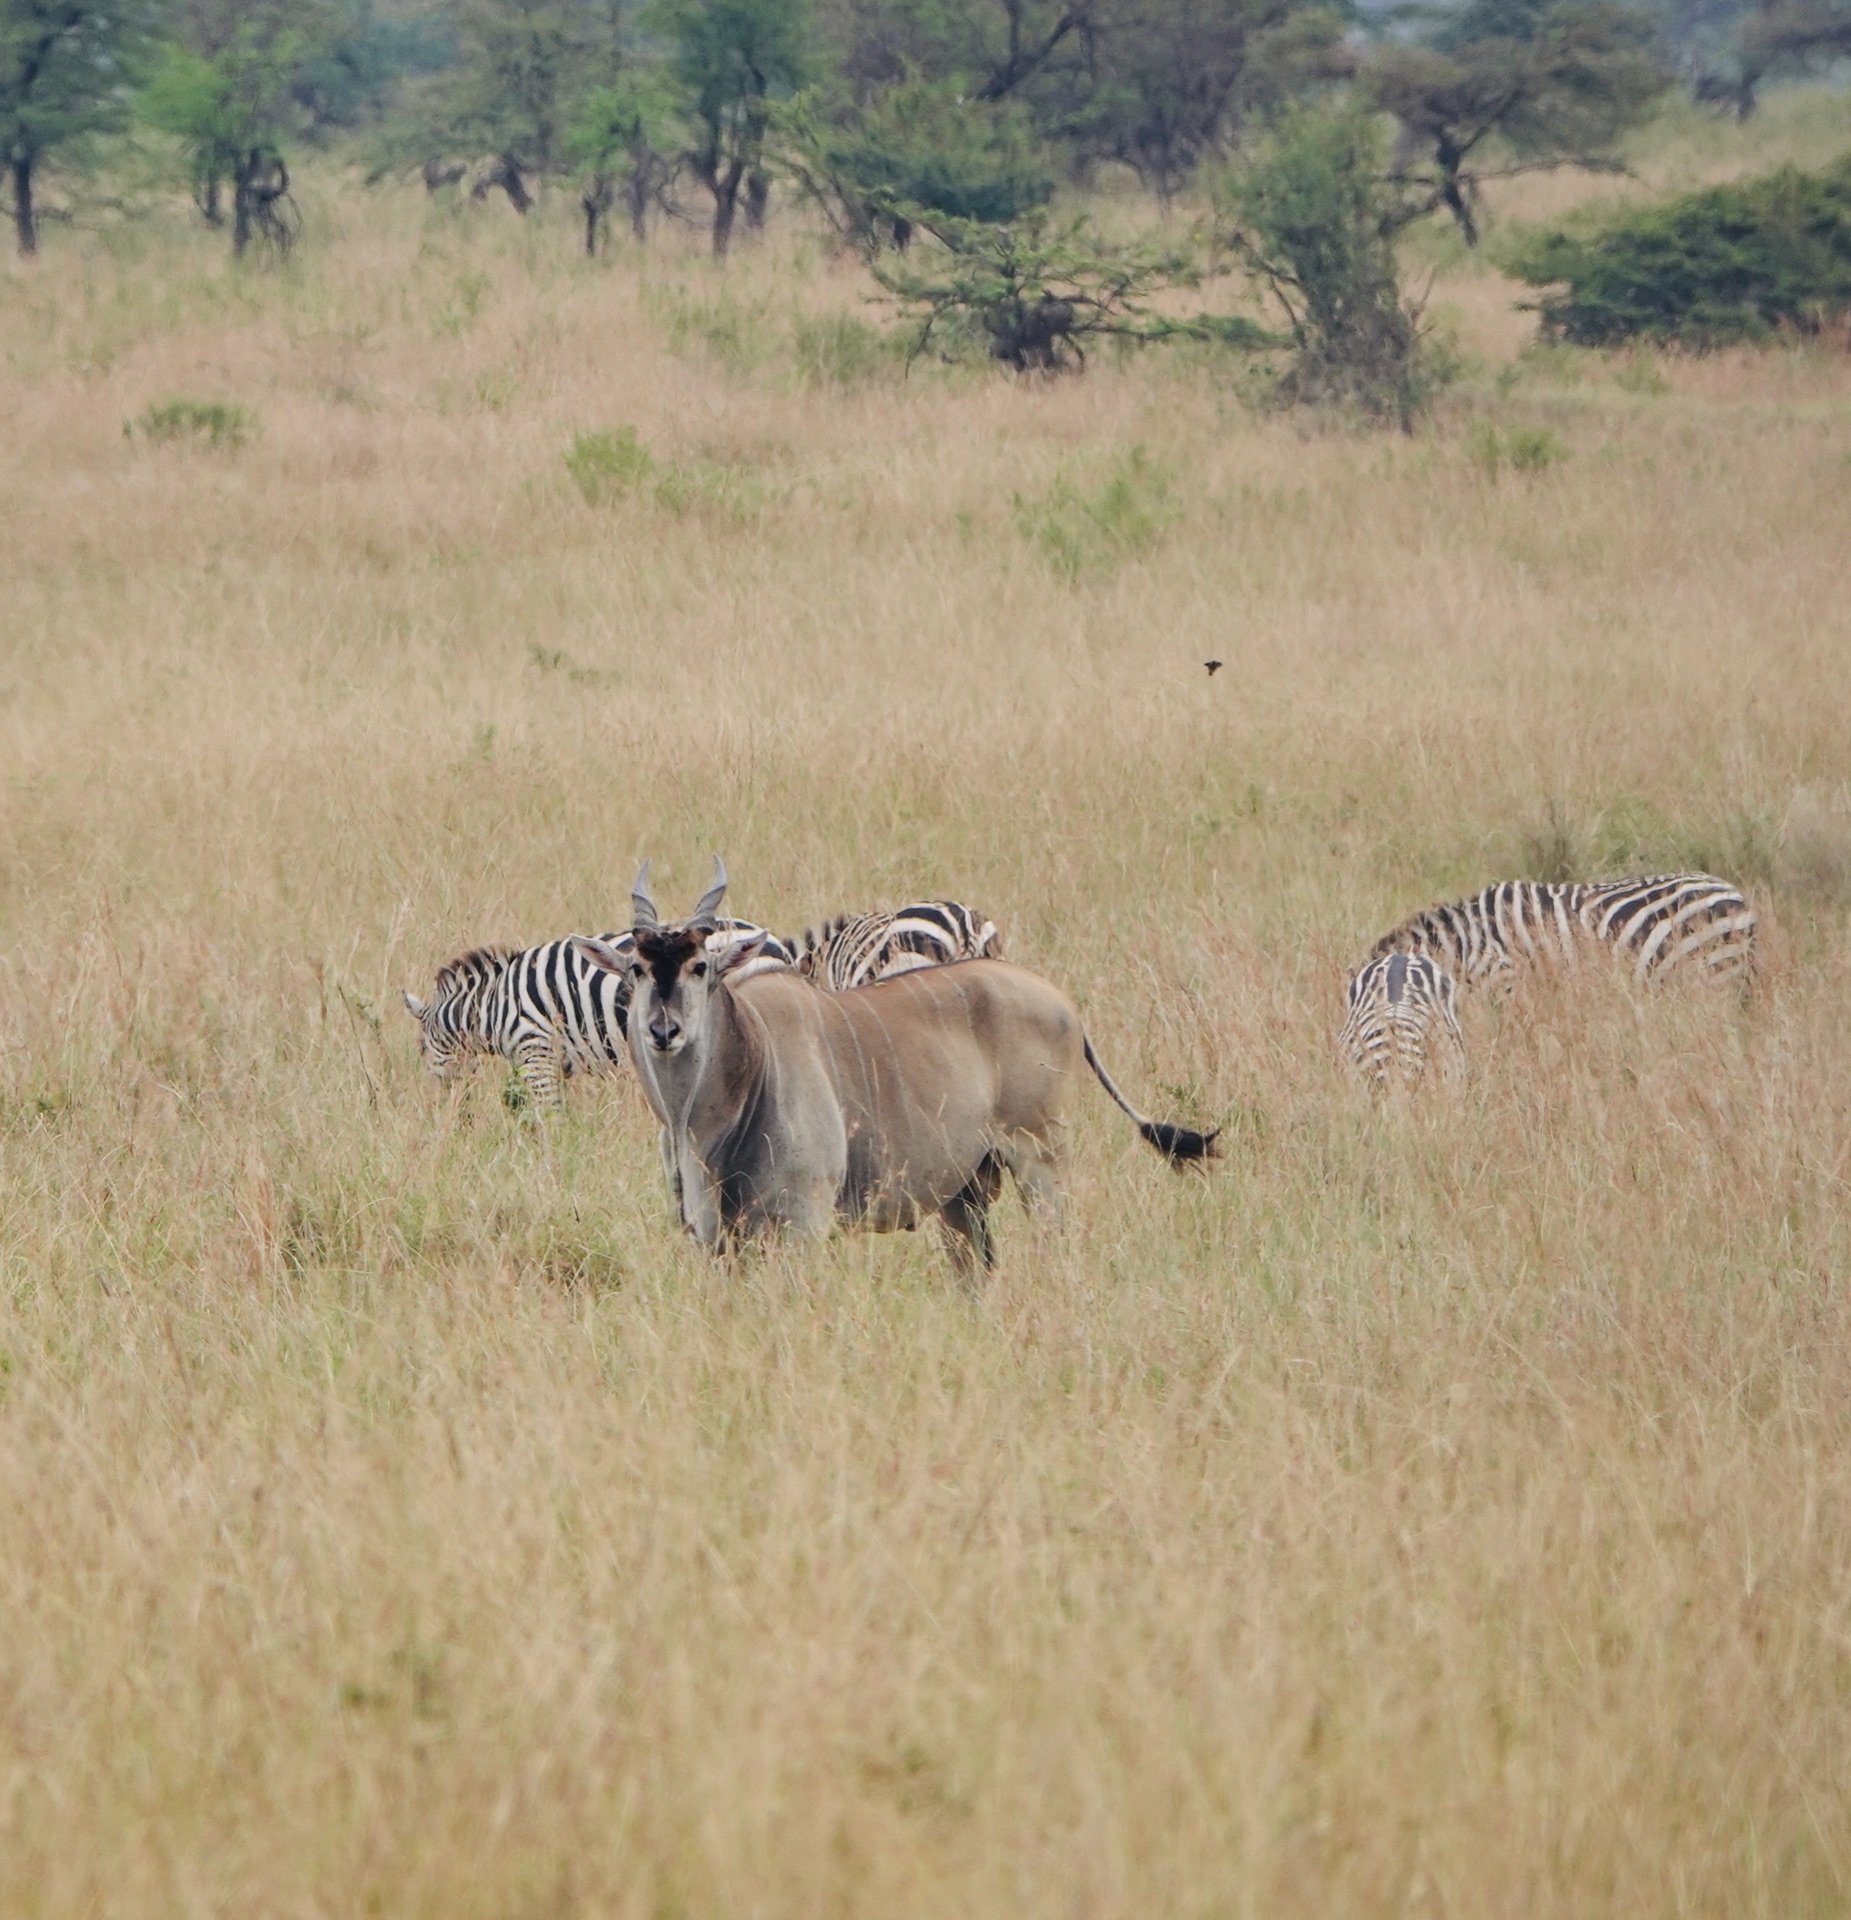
<box><xmin>1371</xmin><ymin>873</ymin><xmax>1756</xmax><ymax>989</ymax></box>
<box><xmin>798</xmin><ymin>900</ymin><xmax>1000</xmax><ymax>990</ymax></box>
<box><xmin>405</xmin><ymin>918</ymin><xmax>791</xmax><ymax>1107</ymax></box>
<box><xmin>1340</xmin><ymin>951</ymin><xmax>1465</xmax><ymax>1090</ymax></box>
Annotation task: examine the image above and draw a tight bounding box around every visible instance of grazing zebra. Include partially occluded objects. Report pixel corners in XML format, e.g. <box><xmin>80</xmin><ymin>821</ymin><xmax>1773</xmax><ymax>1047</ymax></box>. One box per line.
<box><xmin>1371</xmin><ymin>874</ymin><xmax>1757</xmax><ymax>990</ymax></box>
<box><xmin>1340</xmin><ymin>951</ymin><xmax>1466</xmax><ymax>1090</ymax></box>
<box><xmin>797</xmin><ymin>900</ymin><xmax>1001</xmax><ymax>990</ymax></box>
<box><xmin>403</xmin><ymin>917</ymin><xmax>792</xmax><ymax>1108</ymax></box>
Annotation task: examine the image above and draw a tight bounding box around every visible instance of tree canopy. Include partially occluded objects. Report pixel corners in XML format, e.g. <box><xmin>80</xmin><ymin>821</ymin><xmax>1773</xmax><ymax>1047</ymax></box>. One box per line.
<box><xmin>1</xmin><ymin>0</ymin><xmax>156</xmax><ymax>254</ymax></box>
<box><xmin>1362</xmin><ymin>0</ymin><xmax>1668</xmax><ymax>245</ymax></box>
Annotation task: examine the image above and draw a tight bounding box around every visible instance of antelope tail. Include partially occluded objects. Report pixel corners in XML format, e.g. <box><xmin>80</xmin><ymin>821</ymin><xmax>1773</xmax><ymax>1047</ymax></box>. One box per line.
<box><xmin>1082</xmin><ymin>1036</ymin><xmax>1220</xmax><ymax>1165</ymax></box>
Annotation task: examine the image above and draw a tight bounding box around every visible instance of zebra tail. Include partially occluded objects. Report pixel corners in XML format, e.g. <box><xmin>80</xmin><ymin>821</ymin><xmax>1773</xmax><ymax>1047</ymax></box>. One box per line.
<box><xmin>1082</xmin><ymin>1035</ymin><xmax>1220</xmax><ymax>1165</ymax></box>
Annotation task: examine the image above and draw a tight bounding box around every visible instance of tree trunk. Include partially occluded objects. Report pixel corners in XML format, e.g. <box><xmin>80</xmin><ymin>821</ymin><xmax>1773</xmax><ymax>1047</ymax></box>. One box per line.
<box><xmin>1435</xmin><ymin>140</ymin><xmax>1478</xmax><ymax>248</ymax></box>
<box><xmin>744</xmin><ymin>169</ymin><xmax>769</xmax><ymax>233</ymax></box>
<box><xmin>11</xmin><ymin>155</ymin><xmax>35</xmax><ymax>257</ymax></box>
<box><xmin>708</xmin><ymin>160</ymin><xmax>744</xmax><ymax>258</ymax></box>
<box><xmin>582</xmin><ymin>173</ymin><xmax>614</xmax><ymax>255</ymax></box>
<box><xmin>627</xmin><ymin>163</ymin><xmax>651</xmax><ymax>243</ymax></box>
<box><xmin>232</xmin><ymin>154</ymin><xmax>255</xmax><ymax>257</ymax></box>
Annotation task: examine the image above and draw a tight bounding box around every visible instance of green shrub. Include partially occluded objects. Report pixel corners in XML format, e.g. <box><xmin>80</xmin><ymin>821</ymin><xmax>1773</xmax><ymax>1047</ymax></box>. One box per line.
<box><xmin>565</xmin><ymin>427</ymin><xmax>653</xmax><ymax>504</ymax></box>
<box><xmin>127</xmin><ymin>397</ymin><xmax>256</xmax><ymax>448</ymax></box>
<box><xmin>1469</xmin><ymin>421</ymin><xmax>1569</xmax><ymax>478</ymax></box>
<box><xmin>1014</xmin><ymin>446</ymin><xmax>1175</xmax><ymax>583</ymax></box>
<box><xmin>647</xmin><ymin>286</ymin><xmax>779</xmax><ymax>373</ymax></box>
<box><xmin>792</xmin><ymin>312</ymin><xmax>897</xmax><ymax>386</ymax></box>
<box><xmin>651</xmin><ymin>458</ymin><xmax>776</xmax><ymax>523</ymax></box>
<box><xmin>1221</xmin><ymin>109</ymin><xmax>1442</xmax><ymax>428</ymax></box>
<box><xmin>1507</xmin><ymin>156</ymin><xmax>1851</xmax><ymax>347</ymax></box>
<box><xmin>874</xmin><ymin>211</ymin><xmax>1255</xmax><ymax>373</ymax></box>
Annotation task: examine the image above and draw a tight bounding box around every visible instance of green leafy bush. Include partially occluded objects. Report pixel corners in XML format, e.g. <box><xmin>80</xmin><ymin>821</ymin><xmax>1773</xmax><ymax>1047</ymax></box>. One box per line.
<box><xmin>1014</xmin><ymin>446</ymin><xmax>1176</xmax><ymax>582</ymax></box>
<box><xmin>1507</xmin><ymin>156</ymin><xmax>1851</xmax><ymax>346</ymax></box>
<box><xmin>791</xmin><ymin>312</ymin><xmax>899</xmax><ymax>386</ymax></box>
<box><xmin>1221</xmin><ymin>109</ymin><xmax>1443</xmax><ymax>428</ymax></box>
<box><xmin>565</xmin><ymin>427</ymin><xmax>654</xmax><ymax>504</ymax></box>
<box><xmin>651</xmin><ymin>458</ymin><xmax>777</xmax><ymax>523</ymax></box>
<box><xmin>127</xmin><ymin>398</ymin><xmax>257</xmax><ymax>448</ymax></box>
<box><xmin>1467</xmin><ymin>421</ymin><xmax>1568</xmax><ymax>477</ymax></box>
<box><xmin>875</xmin><ymin>211</ymin><xmax>1271</xmax><ymax>373</ymax></box>
<box><xmin>646</xmin><ymin>286</ymin><xmax>780</xmax><ymax>373</ymax></box>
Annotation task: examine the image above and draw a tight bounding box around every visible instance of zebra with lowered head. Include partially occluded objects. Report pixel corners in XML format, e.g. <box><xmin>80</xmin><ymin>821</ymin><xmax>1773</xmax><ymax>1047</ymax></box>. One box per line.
<box><xmin>402</xmin><ymin>864</ymin><xmax>791</xmax><ymax>1108</ymax></box>
<box><xmin>402</xmin><ymin>919</ymin><xmax>793</xmax><ymax>1109</ymax></box>
<box><xmin>403</xmin><ymin>870</ymin><xmax>1001</xmax><ymax>1108</ymax></box>
<box><xmin>1342</xmin><ymin>870</ymin><xmax>1757</xmax><ymax>1092</ymax></box>
<box><xmin>1340</xmin><ymin>950</ymin><xmax>1466</xmax><ymax>1090</ymax></box>
<box><xmin>1370</xmin><ymin>873</ymin><xmax>1757</xmax><ymax>989</ymax></box>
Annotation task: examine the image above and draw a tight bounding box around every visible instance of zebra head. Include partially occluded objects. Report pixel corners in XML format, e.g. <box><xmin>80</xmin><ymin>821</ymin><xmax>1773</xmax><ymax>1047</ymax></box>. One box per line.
<box><xmin>402</xmin><ymin>946</ymin><xmax>513</xmax><ymax>1080</ymax></box>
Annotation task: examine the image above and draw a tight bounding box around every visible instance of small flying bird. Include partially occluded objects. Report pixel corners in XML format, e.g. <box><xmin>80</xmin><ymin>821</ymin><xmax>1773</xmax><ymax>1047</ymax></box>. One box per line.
<box><xmin>1204</xmin><ymin>659</ymin><xmax>1222</xmax><ymax>676</ymax></box>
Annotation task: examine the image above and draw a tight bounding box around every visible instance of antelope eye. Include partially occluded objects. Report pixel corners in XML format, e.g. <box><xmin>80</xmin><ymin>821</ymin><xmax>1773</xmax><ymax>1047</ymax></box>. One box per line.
<box><xmin>691</xmin><ymin>961</ymin><xmax>708</xmax><ymax>978</ymax></box>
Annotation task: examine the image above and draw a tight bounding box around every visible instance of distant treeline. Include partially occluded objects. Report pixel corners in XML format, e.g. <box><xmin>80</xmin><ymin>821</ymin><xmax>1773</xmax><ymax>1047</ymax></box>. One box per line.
<box><xmin>2</xmin><ymin>0</ymin><xmax>1848</xmax><ymax>261</ymax></box>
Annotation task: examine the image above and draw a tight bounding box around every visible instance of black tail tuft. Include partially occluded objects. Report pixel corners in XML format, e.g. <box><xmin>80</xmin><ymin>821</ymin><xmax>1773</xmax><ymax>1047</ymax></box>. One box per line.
<box><xmin>1139</xmin><ymin>1120</ymin><xmax>1221</xmax><ymax>1165</ymax></box>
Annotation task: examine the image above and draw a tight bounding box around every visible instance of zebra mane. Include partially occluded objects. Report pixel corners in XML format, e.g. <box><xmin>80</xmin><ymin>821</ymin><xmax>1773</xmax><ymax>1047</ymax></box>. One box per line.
<box><xmin>433</xmin><ymin>946</ymin><xmax>515</xmax><ymax>993</ymax></box>
<box><xmin>799</xmin><ymin>913</ymin><xmax>853</xmax><ymax>956</ymax></box>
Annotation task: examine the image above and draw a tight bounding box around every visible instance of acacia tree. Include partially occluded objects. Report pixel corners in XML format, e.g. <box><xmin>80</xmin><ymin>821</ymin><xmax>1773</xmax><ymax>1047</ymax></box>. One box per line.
<box><xmin>1220</xmin><ymin>107</ymin><xmax>1434</xmax><ymax>426</ymax></box>
<box><xmin>1738</xmin><ymin>0</ymin><xmax>1851</xmax><ymax>94</ymax></box>
<box><xmin>1075</xmin><ymin>0</ymin><xmax>1348</xmax><ymax>206</ymax></box>
<box><xmin>1362</xmin><ymin>0</ymin><xmax>1666</xmax><ymax>246</ymax></box>
<box><xmin>1</xmin><ymin>0</ymin><xmax>153</xmax><ymax>255</ymax></box>
<box><xmin>568</xmin><ymin>70</ymin><xmax>680</xmax><ymax>250</ymax></box>
<box><xmin>872</xmin><ymin>209</ymin><xmax>1268</xmax><ymax>369</ymax></box>
<box><xmin>652</xmin><ymin>0</ymin><xmax>809</xmax><ymax>254</ymax></box>
<box><xmin>778</xmin><ymin>77</ymin><xmax>1052</xmax><ymax>254</ymax></box>
<box><xmin>141</xmin><ymin>24</ymin><xmax>304</xmax><ymax>254</ymax></box>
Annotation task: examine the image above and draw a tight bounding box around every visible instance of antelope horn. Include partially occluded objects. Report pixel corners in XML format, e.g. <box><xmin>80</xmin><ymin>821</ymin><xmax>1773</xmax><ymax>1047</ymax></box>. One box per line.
<box><xmin>690</xmin><ymin>855</ymin><xmax>728</xmax><ymax>928</ymax></box>
<box><xmin>631</xmin><ymin>860</ymin><xmax>659</xmax><ymax>932</ymax></box>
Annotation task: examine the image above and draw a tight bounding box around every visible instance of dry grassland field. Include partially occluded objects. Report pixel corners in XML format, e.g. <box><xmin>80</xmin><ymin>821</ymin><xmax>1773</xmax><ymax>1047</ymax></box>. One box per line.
<box><xmin>3</xmin><ymin>89</ymin><xmax>1851</xmax><ymax>1918</ymax></box>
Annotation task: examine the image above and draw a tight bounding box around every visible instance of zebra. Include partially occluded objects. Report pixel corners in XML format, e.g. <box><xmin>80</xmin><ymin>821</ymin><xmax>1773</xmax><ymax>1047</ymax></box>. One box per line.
<box><xmin>402</xmin><ymin>885</ymin><xmax>997</xmax><ymax>1108</ymax></box>
<box><xmin>797</xmin><ymin>900</ymin><xmax>1001</xmax><ymax>990</ymax></box>
<box><xmin>1340</xmin><ymin>951</ymin><xmax>1466</xmax><ymax>1090</ymax></box>
<box><xmin>402</xmin><ymin>916</ymin><xmax>793</xmax><ymax>1108</ymax></box>
<box><xmin>1370</xmin><ymin>874</ymin><xmax>1757</xmax><ymax>990</ymax></box>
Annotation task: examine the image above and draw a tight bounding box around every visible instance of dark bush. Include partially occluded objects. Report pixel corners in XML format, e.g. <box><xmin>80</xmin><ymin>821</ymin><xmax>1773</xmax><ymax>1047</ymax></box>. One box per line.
<box><xmin>1507</xmin><ymin>156</ymin><xmax>1851</xmax><ymax>346</ymax></box>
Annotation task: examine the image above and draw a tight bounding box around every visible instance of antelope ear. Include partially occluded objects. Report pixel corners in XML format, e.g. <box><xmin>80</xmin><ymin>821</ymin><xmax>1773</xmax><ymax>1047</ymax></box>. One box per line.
<box><xmin>402</xmin><ymin>991</ymin><xmax>427</xmax><ymax>1017</ymax></box>
<box><xmin>716</xmin><ymin>929</ymin><xmax>769</xmax><ymax>976</ymax></box>
<box><xmin>574</xmin><ymin>936</ymin><xmax>632</xmax><ymax>975</ymax></box>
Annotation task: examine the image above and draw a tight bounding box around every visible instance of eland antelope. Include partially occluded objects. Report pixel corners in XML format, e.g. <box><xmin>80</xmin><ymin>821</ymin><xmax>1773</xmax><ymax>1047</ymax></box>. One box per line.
<box><xmin>578</xmin><ymin>860</ymin><xmax>1218</xmax><ymax>1273</ymax></box>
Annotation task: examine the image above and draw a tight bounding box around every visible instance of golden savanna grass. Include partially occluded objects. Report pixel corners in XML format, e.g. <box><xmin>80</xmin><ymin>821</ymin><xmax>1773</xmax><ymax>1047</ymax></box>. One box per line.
<box><xmin>3</xmin><ymin>93</ymin><xmax>1851</xmax><ymax>1915</ymax></box>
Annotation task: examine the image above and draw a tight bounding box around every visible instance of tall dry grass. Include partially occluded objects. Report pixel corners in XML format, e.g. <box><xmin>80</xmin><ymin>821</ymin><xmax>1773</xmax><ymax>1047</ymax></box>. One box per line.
<box><xmin>2</xmin><ymin>99</ymin><xmax>1851</xmax><ymax>1914</ymax></box>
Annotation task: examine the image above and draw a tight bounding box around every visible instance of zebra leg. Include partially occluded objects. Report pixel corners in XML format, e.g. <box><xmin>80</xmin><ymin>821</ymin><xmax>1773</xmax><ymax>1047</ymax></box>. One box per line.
<box><xmin>512</xmin><ymin>1033</ymin><xmax>565</xmax><ymax>1111</ymax></box>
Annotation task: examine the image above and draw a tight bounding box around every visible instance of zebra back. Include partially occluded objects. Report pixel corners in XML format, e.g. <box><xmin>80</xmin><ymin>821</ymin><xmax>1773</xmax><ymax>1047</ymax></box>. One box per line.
<box><xmin>798</xmin><ymin>900</ymin><xmax>1001</xmax><ymax>991</ymax></box>
<box><xmin>1340</xmin><ymin>951</ymin><xmax>1465</xmax><ymax>1090</ymax></box>
<box><xmin>1570</xmin><ymin>873</ymin><xmax>1757</xmax><ymax>984</ymax></box>
<box><xmin>1372</xmin><ymin>872</ymin><xmax>1755</xmax><ymax>989</ymax></box>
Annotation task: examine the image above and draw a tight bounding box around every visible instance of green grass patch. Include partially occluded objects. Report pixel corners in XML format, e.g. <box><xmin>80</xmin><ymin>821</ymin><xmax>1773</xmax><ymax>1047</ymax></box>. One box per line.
<box><xmin>126</xmin><ymin>397</ymin><xmax>258</xmax><ymax>449</ymax></box>
<box><xmin>1013</xmin><ymin>445</ymin><xmax>1176</xmax><ymax>583</ymax></box>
